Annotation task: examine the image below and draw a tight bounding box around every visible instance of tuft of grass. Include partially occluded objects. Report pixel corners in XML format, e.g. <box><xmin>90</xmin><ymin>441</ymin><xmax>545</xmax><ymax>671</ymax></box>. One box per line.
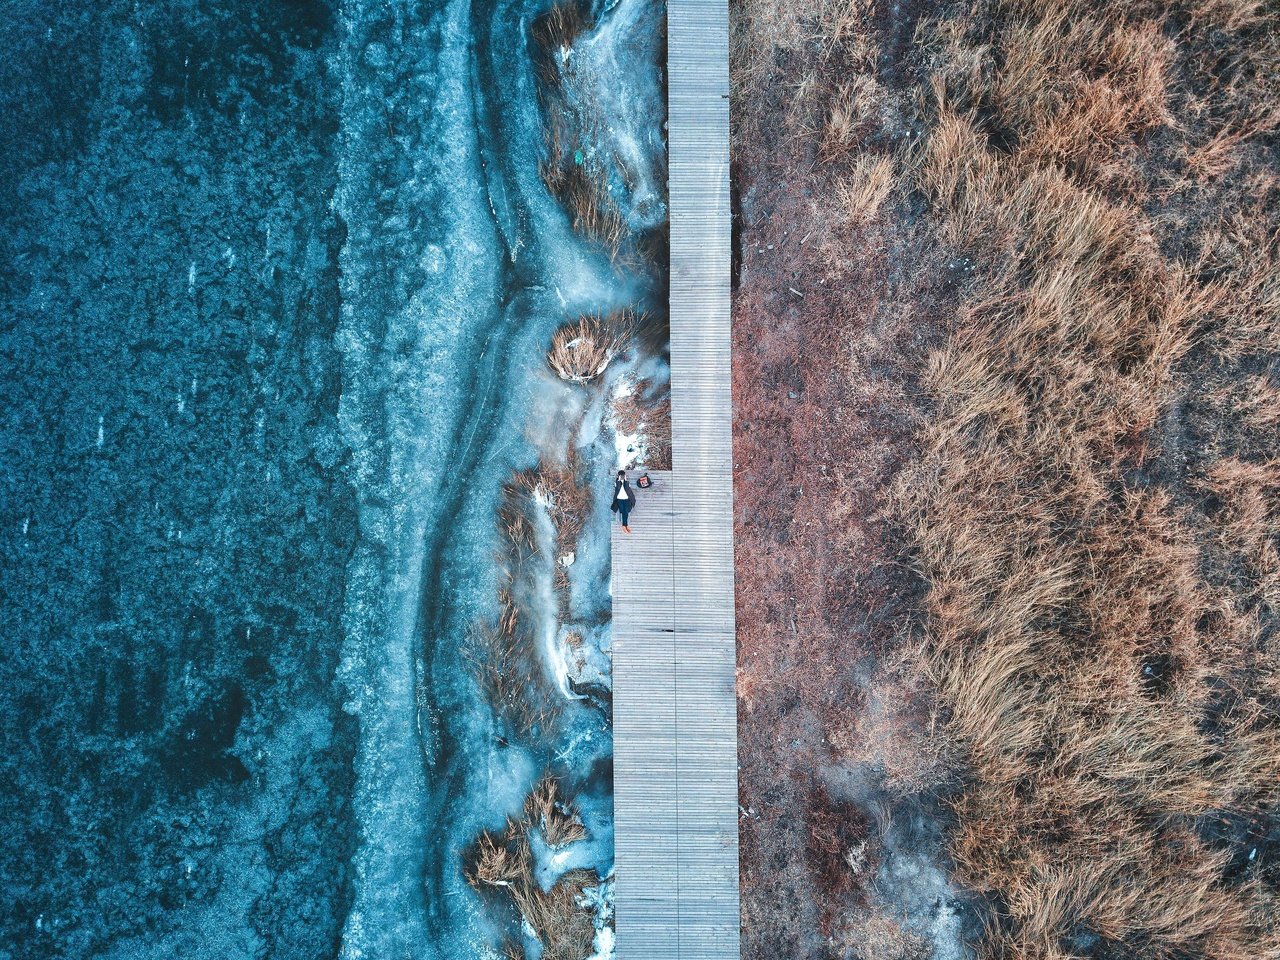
<box><xmin>548</xmin><ymin>161</ymin><xmax>628</xmax><ymax>260</ymax></box>
<box><xmin>466</xmin><ymin>783</ymin><xmax>597</xmax><ymax>960</ymax></box>
<box><xmin>523</xmin><ymin>449</ymin><xmax>592</xmax><ymax>554</ymax></box>
<box><xmin>520</xmin><ymin>447</ymin><xmax>594</xmax><ymax>614</ymax></box>
<box><xmin>511</xmin><ymin>869</ymin><xmax>598</xmax><ymax>960</ymax></box>
<box><xmin>817</xmin><ymin>77</ymin><xmax>883</xmax><ymax>164</ymax></box>
<box><xmin>525</xmin><ymin>776</ymin><xmax>588</xmax><ymax>848</ymax></box>
<box><xmin>609</xmin><ymin>376</ymin><xmax>672</xmax><ymax>470</ymax></box>
<box><xmin>547</xmin><ymin>312</ymin><xmax>636</xmax><ymax>384</ymax></box>
<box><xmin>836</xmin><ymin>155</ymin><xmax>895</xmax><ymax>225</ymax></box>
<box><xmin>532</xmin><ymin>1</ymin><xmax>593</xmax><ymax>71</ymax></box>
<box><xmin>531</xmin><ymin>2</ymin><xmax>634</xmax><ymax>262</ymax></box>
<box><xmin>469</xmin><ymin>590</ymin><xmax>556</xmax><ymax>741</ymax></box>
<box><xmin>467</xmin><ymin>821</ymin><xmax>531</xmax><ymax>888</ymax></box>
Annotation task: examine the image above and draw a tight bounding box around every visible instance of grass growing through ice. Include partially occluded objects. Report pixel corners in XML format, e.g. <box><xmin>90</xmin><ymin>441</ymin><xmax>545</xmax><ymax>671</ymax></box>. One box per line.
<box><xmin>526</xmin><ymin>775</ymin><xmax>589</xmax><ymax>848</ymax></box>
<box><xmin>467</xmin><ymin>777</ymin><xmax>598</xmax><ymax>960</ymax></box>
<box><xmin>513</xmin><ymin>450</ymin><xmax>593</xmax><ymax>600</ymax></box>
<box><xmin>532</xmin><ymin>1</ymin><xmax>631</xmax><ymax>262</ymax></box>
<box><xmin>532</xmin><ymin>0</ymin><xmax>593</xmax><ymax>68</ymax></box>
<box><xmin>467</xmin><ymin>464</ymin><xmax>601</xmax><ymax>957</ymax></box>
<box><xmin>609</xmin><ymin>376</ymin><xmax>672</xmax><ymax>470</ymax></box>
<box><xmin>466</xmin><ymin>302</ymin><xmax>662</xmax><ymax>953</ymax></box>
<box><xmin>547</xmin><ymin>311</ymin><xmax>672</xmax><ymax>468</ymax></box>
<box><xmin>544</xmin><ymin>160</ymin><xmax>629</xmax><ymax>262</ymax></box>
<box><xmin>732</xmin><ymin>0</ymin><xmax>1280</xmax><ymax>955</ymax></box>
<box><xmin>547</xmin><ymin>311</ymin><xmax>636</xmax><ymax>384</ymax></box>
<box><xmin>468</xmin><ymin>587</ymin><xmax>555</xmax><ymax>741</ymax></box>
<box><xmin>469</xmin><ymin>445</ymin><xmax>598</xmax><ymax>740</ymax></box>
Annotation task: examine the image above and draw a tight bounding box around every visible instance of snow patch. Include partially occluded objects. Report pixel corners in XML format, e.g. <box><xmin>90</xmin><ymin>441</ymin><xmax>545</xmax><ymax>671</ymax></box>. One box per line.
<box><xmin>580</xmin><ymin>878</ymin><xmax>616</xmax><ymax>960</ymax></box>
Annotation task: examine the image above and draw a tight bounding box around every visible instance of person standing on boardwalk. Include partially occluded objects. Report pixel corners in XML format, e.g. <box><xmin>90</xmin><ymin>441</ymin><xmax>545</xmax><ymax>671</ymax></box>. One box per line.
<box><xmin>611</xmin><ymin>470</ymin><xmax>637</xmax><ymax>533</ymax></box>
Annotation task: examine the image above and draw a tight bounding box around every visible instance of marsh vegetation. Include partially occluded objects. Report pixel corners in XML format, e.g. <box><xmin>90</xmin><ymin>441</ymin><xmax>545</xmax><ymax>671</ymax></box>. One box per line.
<box><xmin>457</xmin><ymin>3</ymin><xmax>672</xmax><ymax>956</ymax></box>
<box><xmin>731</xmin><ymin>0</ymin><xmax>1279</xmax><ymax>956</ymax></box>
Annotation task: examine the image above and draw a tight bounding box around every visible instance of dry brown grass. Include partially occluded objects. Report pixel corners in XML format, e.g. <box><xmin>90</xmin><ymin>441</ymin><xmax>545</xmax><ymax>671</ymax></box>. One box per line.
<box><xmin>532</xmin><ymin>3</ymin><xmax>633</xmax><ymax>262</ymax></box>
<box><xmin>498</xmin><ymin>497</ymin><xmax>538</xmax><ymax>559</ymax></box>
<box><xmin>467</xmin><ymin>783</ymin><xmax>598</xmax><ymax>960</ymax></box>
<box><xmin>541</xmin><ymin>160</ymin><xmax>629</xmax><ymax>260</ymax></box>
<box><xmin>885</xmin><ymin>1</ymin><xmax>1280</xmax><ymax>955</ymax></box>
<box><xmin>835</xmin><ymin>155</ymin><xmax>894</xmax><ymax>225</ymax></box>
<box><xmin>469</xmin><ymin>316</ymin><xmax>641</xmax><ymax>741</ymax></box>
<box><xmin>469</xmin><ymin>448</ymin><xmax>597</xmax><ymax>743</ymax></box>
<box><xmin>511</xmin><ymin>869</ymin><xmax>598</xmax><ymax>960</ymax></box>
<box><xmin>832</xmin><ymin>912</ymin><xmax>932</xmax><ymax>960</ymax></box>
<box><xmin>730</xmin><ymin>0</ymin><xmax>805</xmax><ymax>108</ymax></box>
<box><xmin>1189</xmin><ymin>0</ymin><xmax>1270</xmax><ymax>31</ymax></box>
<box><xmin>734</xmin><ymin>0</ymin><xmax>1280</xmax><ymax>954</ymax></box>
<box><xmin>609</xmin><ymin>376</ymin><xmax>672</xmax><ymax>470</ymax></box>
<box><xmin>547</xmin><ymin>311</ymin><xmax>636</xmax><ymax>383</ymax></box>
<box><xmin>467</xmin><ymin>820</ymin><xmax>531</xmax><ymax>888</ymax></box>
<box><xmin>525</xmin><ymin>775</ymin><xmax>588</xmax><ymax>848</ymax></box>
<box><xmin>469</xmin><ymin>589</ymin><xmax>555</xmax><ymax>741</ymax></box>
<box><xmin>522</xmin><ymin>449</ymin><xmax>592</xmax><ymax>556</ymax></box>
<box><xmin>532</xmin><ymin>0</ymin><xmax>592</xmax><ymax>74</ymax></box>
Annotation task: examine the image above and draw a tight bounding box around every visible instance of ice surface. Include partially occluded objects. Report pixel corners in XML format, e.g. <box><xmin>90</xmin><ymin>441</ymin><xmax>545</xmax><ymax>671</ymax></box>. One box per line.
<box><xmin>333</xmin><ymin>0</ymin><xmax>666</xmax><ymax>956</ymax></box>
<box><xmin>0</xmin><ymin>0</ymin><xmax>666</xmax><ymax>955</ymax></box>
<box><xmin>562</xmin><ymin>0</ymin><xmax>669</xmax><ymax>232</ymax></box>
<box><xmin>1</xmin><ymin>1</ymin><xmax>362</xmax><ymax>955</ymax></box>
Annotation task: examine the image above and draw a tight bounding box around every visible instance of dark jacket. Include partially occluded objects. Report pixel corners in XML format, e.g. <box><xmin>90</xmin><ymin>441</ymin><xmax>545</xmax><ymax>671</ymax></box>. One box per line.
<box><xmin>610</xmin><ymin>480</ymin><xmax>637</xmax><ymax>513</ymax></box>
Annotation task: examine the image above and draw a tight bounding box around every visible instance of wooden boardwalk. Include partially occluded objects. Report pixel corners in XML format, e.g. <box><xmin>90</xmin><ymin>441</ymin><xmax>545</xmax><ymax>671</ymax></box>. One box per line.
<box><xmin>611</xmin><ymin>0</ymin><xmax>740</xmax><ymax>955</ymax></box>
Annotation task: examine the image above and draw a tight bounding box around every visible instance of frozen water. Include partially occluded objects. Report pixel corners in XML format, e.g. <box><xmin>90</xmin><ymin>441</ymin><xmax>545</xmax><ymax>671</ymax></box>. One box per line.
<box><xmin>0</xmin><ymin>0</ymin><xmax>666</xmax><ymax>957</ymax></box>
<box><xmin>334</xmin><ymin>0</ymin><xmax>666</xmax><ymax>956</ymax></box>
<box><xmin>562</xmin><ymin>0</ymin><xmax>669</xmax><ymax>232</ymax></box>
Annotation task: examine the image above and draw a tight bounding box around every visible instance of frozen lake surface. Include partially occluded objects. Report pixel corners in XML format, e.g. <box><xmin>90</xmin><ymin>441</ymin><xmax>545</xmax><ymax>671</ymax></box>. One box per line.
<box><xmin>0</xmin><ymin>0</ymin><xmax>666</xmax><ymax>957</ymax></box>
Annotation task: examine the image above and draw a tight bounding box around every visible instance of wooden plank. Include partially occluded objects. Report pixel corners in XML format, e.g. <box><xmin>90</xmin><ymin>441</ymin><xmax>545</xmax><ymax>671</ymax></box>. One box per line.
<box><xmin>612</xmin><ymin>0</ymin><xmax>740</xmax><ymax>955</ymax></box>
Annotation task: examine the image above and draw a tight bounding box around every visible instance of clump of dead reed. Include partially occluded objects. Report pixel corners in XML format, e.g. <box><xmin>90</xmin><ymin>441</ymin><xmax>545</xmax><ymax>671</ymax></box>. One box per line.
<box><xmin>609</xmin><ymin>376</ymin><xmax>672</xmax><ymax>470</ymax></box>
<box><xmin>531</xmin><ymin>2</ymin><xmax>634</xmax><ymax>262</ymax></box>
<box><xmin>467</xmin><ymin>820</ymin><xmax>530</xmax><ymax>888</ymax></box>
<box><xmin>532</xmin><ymin>1</ymin><xmax>593</xmax><ymax>75</ymax></box>
<box><xmin>835</xmin><ymin>155</ymin><xmax>894</xmax><ymax>225</ymax></box>
<box><xmin>470</xmin><ymin>453</ymin><xmax>592</xmax><ymax>744</ymax></box>
<box><xmin>467</xmin><ymin>779</ymin><xmax>598</xmax><ymax>960</ymax></box>
<box><xmin>548</xmin><ymin>161</ymin><xmax>629</xmax><ymax>260</ymax></box>
<box><xmin>521</xmin><ymin>450</ymin><xmax>591</xmax><ymax>554</ymax></box>
<box><xmin>468</xmin><ymin>434</ymin><xmax>604</xmax><ymax>742</ymax></box>
<box><xmin>514</xmin><ymin>448</ymin><xmax>594</xmax><ymax>607</ymax></box>
<box><xmin>469</xmin><ymin>588</ymin><xmax>555</xmax><ymax>740</ymax></box>
<box><xmin>526</xmin><ymin>776</ymin><xmax>589</xmax><ymax>848</ymax></box>
<box><xmin>498</xmin><ymin>497</ymin><xmax>538</xmax><ymax>560</ymax></box>
<box><xmin>513</xmin><ymin>869</ymin><xmax>598</xmax><ymax>960</ymax></box>
<box><xmin>548</xmin><ymin>312</ymin><xmax>636</xmax><ymax>383</ymax></box>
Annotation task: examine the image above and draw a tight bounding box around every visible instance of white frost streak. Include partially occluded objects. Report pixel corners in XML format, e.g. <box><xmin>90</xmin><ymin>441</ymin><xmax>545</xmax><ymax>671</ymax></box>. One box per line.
<box><xmin>531</xmin><ymin>491</ymin><xmax>580</xmax><ymax>702</ymax></box>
